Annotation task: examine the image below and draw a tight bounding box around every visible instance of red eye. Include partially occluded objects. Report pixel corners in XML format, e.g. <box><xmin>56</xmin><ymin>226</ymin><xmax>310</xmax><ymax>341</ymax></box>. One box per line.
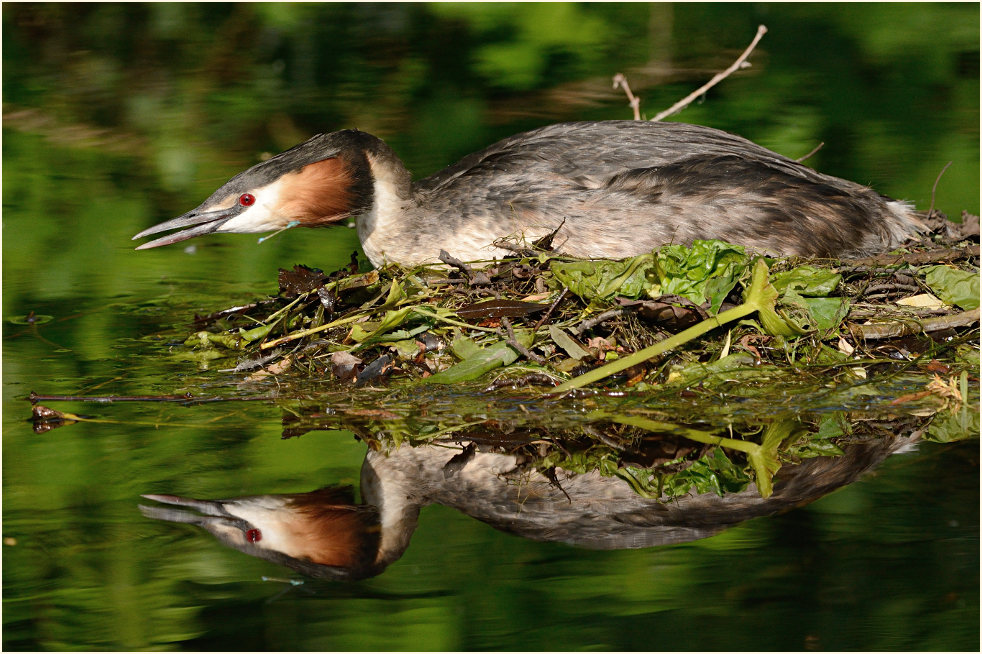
<box><xmin>239</xmin><ymin>193</ymin><xmax>256</xmax><ymax>207</ymax></box>
<box><xmin>246</xmin><ymin>529</ymin><xmax>262</xmax><ymax>543</ymax></box>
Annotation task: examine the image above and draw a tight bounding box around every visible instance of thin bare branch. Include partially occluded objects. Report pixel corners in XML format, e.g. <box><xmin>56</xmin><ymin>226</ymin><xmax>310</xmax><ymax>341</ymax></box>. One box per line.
<box><xmin>843</xmin><ymin>244</ymin><xmax>979</xmax><ymax>268</ymax></box>
<box><xmin>651</xmin><ymin>24</ymin><xmax>768</xmax><ymax>122</ymax></box>
<box><xmin>849</xmin><ymin>308</ymin><xmax>979</xmax><ymax>341</ymax></box>
<box><xmin>532</xmin><ymin>287</ymin><xmax>570</xmax><ymax>332</ymax></box>
<box><xmin>612</xmin><ymin>73</ymin><xmax>641</xmax><ymax>121</ymax></box>
<box><xmin>796</xmin><ymin>141</ymin><xmax>825</xmax><ymax>163</ymax></box>
<box><xmin>500</xmin><ymin>317</ymin><xmax>546</xmax><ymax>364</ymax></box>
<box><xmin>27</xmin><ymin>391</ymin><xmax>278</xmax><ymax>405</ymax></box>
<box><xmin>927</xmin><ymin>161</ymin><xmax>953</xmax><ymax>218</ymax></box>
<box><xmin>575</xmin><ymin>308</ymin><xmax>626</xmax><ymax>335</ymax></box>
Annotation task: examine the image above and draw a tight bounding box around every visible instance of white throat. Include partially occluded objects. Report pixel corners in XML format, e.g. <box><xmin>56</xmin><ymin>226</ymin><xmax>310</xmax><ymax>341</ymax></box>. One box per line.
<box><xmin>357</xmin><ymin>153</ymin><xmax>412</xmax><ymax>267</ymax></box>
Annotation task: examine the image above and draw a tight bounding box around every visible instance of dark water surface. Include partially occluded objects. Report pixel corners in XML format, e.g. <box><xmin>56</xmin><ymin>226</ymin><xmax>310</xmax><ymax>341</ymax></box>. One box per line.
<box><xmin>3</xmin><ymin>3</ymin><xmax>979</xmax><ymax>651</ymax></box>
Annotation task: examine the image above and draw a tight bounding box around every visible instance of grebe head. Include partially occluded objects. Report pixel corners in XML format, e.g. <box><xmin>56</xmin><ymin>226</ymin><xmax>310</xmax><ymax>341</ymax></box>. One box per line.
<box><xmin>133</xmin><ymin>130</ymin><xmax>386</xmax><ymax>250</ymax></box>
<box><xmin>139</xmin><ymin>486</ymin><xmax>382</xmax><ymax>580</ymax></box>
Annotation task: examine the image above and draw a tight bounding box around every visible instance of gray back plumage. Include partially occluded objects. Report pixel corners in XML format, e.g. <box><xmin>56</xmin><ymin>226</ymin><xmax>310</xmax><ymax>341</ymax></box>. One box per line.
<box><xmin>398</xmin><ymin>121</ymin><xmax>919</xmax><ymax>260</ymax></box>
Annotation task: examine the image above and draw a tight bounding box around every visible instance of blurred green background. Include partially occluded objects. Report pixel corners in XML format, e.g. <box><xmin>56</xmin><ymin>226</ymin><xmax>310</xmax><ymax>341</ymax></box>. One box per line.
<box><xmin>3</xmin><ymin>3</ymin><xmax>979</xmax><ymax>650</ymax></box>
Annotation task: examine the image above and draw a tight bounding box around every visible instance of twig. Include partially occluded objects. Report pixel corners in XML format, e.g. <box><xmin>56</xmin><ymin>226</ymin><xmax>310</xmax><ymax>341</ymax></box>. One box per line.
<box><xmin>575</xmin><ymin>308</ymin><xmax>626</xmax><ymax>335</ymax></box>
<box><xmin>439</xmin><ymin>249</ymin><xmax>492</xmax><ymax>285</ymax></box>
<box><xmin>491</xmin><ymin>220</ymin><xmax>565</xmax><ymax>258</ymax></box>
<box><xmin>489</xmin><ymin>239</ymin><xmax>535</xmax><ymax>257</ymax></box>
<box><xmin>612</xmin><ymin>73</ymin><xmax>641</xmax><ymax>121</ymax></box>
<box><xmin>849</xmin><ymin>308</ymin><xmax>979</xmax><ymax>340</ymax></box>
<box><xmin>843</xmin><ymin>244</ymin><xmax>979</xmax><ymax>268</ymax></box>
<box><xmin>28</xmin><ymin>391</ymin><xmax>278</xmax><ymax>405</ymax></box>
<box><xmin>194</xmin><ymin>302</ymin><xmax>265</xmax><ymax>328</ymax></box>
<box><xmin>651</xmin><ymin>24</ymin><xmax>768</xmax><ymax>122</ymax></box>
<box><xmin>532</xmin><ymin>287</ymin><xmax>570</xmax><ymax>332</ymax></box>
<box><xmin>859</xmin><ymin>282</ymin><xmax>920</xmax><ymax>299</ymax></box>
<box><xmin>927</xmin><ymin>161</ymin><xmax>953</xmax><ymax>218</ymax></box>
<box><xmin>500</xmin><ymin>316</ymin><xmax>546</xmax><ymax>364</ymax></box>
<box><xmin>439</xmin><ymin>249</ymin><xmax>474</xmax><ymax>276</ymax></box>
<box><xmin>796</xmin><ymin>141</ymin><xmax>825</xmax><ymax>163</ymax></box>
<box><xmin>582</xmin><ymin>424</ymin><xmax>638</xmax><ymax>453</ymax></box>
<box><xmin>30</xmin><ymin>391</ymin><xmax>193</xmax><ymax>404</ymax></box>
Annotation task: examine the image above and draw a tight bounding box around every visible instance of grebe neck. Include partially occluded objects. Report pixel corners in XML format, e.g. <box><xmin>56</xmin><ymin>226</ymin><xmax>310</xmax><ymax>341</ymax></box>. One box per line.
<box><xmin>357</xmin><ymin>149</ymin><xmax>413</xmax><ymax>267</ymax></box>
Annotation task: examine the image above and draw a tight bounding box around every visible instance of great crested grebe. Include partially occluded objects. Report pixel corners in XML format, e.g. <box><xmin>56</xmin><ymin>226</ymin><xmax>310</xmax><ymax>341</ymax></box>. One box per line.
<box><xmin>133</xmin><ymin>121</ymin><xmax>922</xmax><ymax>265</ymax></box>
<box><xmin>140</xmin><ymin>433</ymin><xmax>915</xmax><ymax>581</ymax></box>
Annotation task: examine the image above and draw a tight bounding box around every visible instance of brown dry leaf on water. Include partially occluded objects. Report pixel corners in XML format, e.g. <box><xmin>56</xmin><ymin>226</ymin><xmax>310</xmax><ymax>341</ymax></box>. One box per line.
<box><xmin>330</xmin><ymin>351</ymin><xmax>362</xmax><ymax>383</ymax></box>
<box><xmin>244</xmin><ymin>356</ymin><xmax>294</xmax><ymax>382</ymax></box>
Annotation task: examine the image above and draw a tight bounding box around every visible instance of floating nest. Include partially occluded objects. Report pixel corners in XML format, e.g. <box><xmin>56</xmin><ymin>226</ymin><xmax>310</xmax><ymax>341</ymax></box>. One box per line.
<box><xmin>181</xmin><ymin>211</ymin><xmax>978</xmax><ymax>397</ymax></box>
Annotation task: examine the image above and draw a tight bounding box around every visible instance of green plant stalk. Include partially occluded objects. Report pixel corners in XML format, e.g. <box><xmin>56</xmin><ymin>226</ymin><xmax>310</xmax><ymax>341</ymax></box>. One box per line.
<box><xmin>604</xmin><ymin>413</ymin><xmax>758</xmax><ymax>453</ymax></box>
<box><xmin>264</xmin><ymin>294</ymin><xmax>306</xmax><ymax>324</ymax></box>
<box><xmin>612</xmin><ymin>467</ymin><xmax>661</xmax><ymax>499</ymax></box>
<box><xmin>260</xmin><ymin>313</ymin><xmax>365</xmax><ymax>349</ymax></box>
<box><xmin>261</xmin><ymin>303</ymin><xmax>502</xmax><ymax>350</ymax></box>
<box><xmin>552</xmin><ymin>258</ymin><xmax>787</xmax><ymax>392</ymax></box>
<box><xmin>604</xmin><ymin>412</ymin><xmax>792</xmax><ymax>498</ymax></box>
<box><xmin>553</xmin><ymin>303</ymin><xmax>756</xmax><ymax>392</ymax></box>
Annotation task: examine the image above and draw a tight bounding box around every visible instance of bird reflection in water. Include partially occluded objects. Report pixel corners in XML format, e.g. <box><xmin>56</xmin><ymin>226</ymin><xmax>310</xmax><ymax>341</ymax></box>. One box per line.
<box><xmin>140</xmin><ymin>419</ymin><xmax>919</xmax><ymax>581</ymax></box>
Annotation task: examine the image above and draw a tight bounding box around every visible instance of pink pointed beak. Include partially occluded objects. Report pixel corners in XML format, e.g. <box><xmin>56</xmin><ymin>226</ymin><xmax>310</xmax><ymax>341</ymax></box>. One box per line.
<box><xmin>132</xmin><ymin>207</ymin><xmax>240</xmax><ymax>250</ymax></box>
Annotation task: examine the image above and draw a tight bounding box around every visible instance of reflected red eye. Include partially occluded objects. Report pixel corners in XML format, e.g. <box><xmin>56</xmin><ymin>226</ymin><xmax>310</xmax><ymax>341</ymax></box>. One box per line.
<box><xmin>239</xmin><ymin>193</ymin><xmax>256</xmax><ymax>207</ymax></box>
<box><xmin>246</xmin><ymin>529</ymin><xmax>262</xmax><ymax>543</ymax></box>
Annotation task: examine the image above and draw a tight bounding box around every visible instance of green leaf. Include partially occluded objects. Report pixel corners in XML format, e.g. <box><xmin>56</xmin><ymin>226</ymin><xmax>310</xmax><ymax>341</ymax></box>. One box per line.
<box><xmin>548</xmin><ymin>325</ymin><xmax>590</xmax><ymax>360</ymax></box>
<box><xmin>379</xmin><ymin>278</ymin><xmax>407</xmax><ymax>310</ymax></box>
<box><xmin>779</xmin><ymin>291</ymin><xmax>850</xmax><ymax>332</ymax></box>
<box><xmin>657</xmin><ymin>448</ymin><xmax>752</xmax><ymax>498</ymax></box>
<box><xmin>239</xmin><ymin>322</ymin><xmax>276</xmax><ymax>343</ymax></box>
<box><xmin>670</xmin><ymin>351</ymin><xmax>760</xmax><ymax>386</ymax></box>
<box><xmin>746</xmin><ymin>419</ymin><xmax>799</xmax><ymax>498</ymax></box>
<box><xmin>797</xmin><ymin>296</ymin><xmax>850</xmax><ymax>331</ymax></box>
<box><xmin>348</xmin><ymin>307</ymin><xmax>415</xmax><ymax>343</ymax></box>
<box><xmin>372</xmin><ymin>323</ymin><xmax>432</xmax><ymax>344</ymax></box>
<box><xmin>744</xmin><ymin>259</ymin><xmax>800</xmax><ymax>337</ymax></box>
<box><xmin>922</xmin><ymin>265</ymin><xmax>980</xmax><ymax>310</ymax></box>
<box><xmin>450</xmin><ymin>330</ymin><xmax>482</xmax><ymax>360</ymax></box>
<box><xmin>550</xmin><ymin>254</ymin><xmax>658</xmax><ymax>302</ymax></box>
<box><xmin>765</xmin><ymin>265</ymin><xmax>849</xmax><ymax>333</ymax></box>
<box><xmin>387</xmin><ymin>338</ymin><xmax>424</xmax><ymax>359</ymax></box>
<box><xmin>924</xmin><ymin>390</ymin><xmax>980</xmax><ymax>443</ymax></box>
<box><xmin>549</xmin><ymin>240</ymin><xmax>749</xmax><ymax>313</ymax></box>
<box><xmin>770</xmin><ymin>265</ymin><xmax>841</xmax><ymax>296</ymax></box>
<box><xmin>654</xmin><ymin>240</ymin><xmax>749</xmax><ymax>312</ymax></box>
<box><xmin>184</xmin><ymin>330</ymin><xmax>244</xmax><ymax>350</ymax></box>
<box><xmin>424</xmin><ymin>329</ymin><xmax>534</xmax><ymax>384</ymax></box>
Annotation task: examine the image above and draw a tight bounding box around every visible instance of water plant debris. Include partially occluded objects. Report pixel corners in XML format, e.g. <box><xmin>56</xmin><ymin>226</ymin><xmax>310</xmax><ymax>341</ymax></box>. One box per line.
<box><xmin>169</xmin><ymin>215</ymin><xmax>976</xmax><ymax>397</ymax></box>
